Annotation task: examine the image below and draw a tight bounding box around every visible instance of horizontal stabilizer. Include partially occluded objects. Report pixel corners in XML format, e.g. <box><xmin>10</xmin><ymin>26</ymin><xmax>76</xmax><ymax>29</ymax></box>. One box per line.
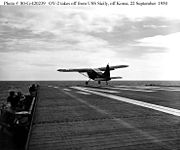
<box><xmin>110</xmin><ymin>77</ymin><xmax>122</xmax><ymax>79</ymax></box>
<box><xmin>99</xmin><ymin>65</ymin><xmax>128</xmax><ymax>71</ymax></box>
<box><xmin>94</xmin><ymin>78</ymin><xmax>107</xmax><ymax>81</ymax></box>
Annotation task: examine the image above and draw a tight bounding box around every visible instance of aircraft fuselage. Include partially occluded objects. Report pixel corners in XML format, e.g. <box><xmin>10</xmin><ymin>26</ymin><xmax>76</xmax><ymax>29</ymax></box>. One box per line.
<box><xmin>87</xmin><ymin>70</ymin><xmax>110</xmax><ymax>81</ymax></box>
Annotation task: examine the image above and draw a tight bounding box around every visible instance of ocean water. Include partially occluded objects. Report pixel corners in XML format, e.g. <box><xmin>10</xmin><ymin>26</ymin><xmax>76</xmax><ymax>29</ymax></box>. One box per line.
<box><xmin>110</xmin><ymin>80</ymin><xmax>180</xmax><ymax>86</ymax></box>
<box><xmin>0</xmin><ymin>80</ymin><xmax>180</xmax><ymax>104</ymax></box>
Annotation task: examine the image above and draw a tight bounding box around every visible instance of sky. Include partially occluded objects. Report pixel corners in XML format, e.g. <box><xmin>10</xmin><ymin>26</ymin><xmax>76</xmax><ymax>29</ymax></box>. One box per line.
<box><xmin>0</xmin><ymin>0</ymin><xmax>180</xmax><ymax>80</ymax></box>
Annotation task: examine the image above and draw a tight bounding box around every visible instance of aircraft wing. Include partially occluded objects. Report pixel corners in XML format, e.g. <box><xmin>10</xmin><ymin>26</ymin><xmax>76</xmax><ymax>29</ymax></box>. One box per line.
<box><xmin>57</xmin><ymin>65</ymin><xmax>128</xmax><ymax>73</ymax></box>
<box><xmin>57</xmin><ymin>68</ymin><xmax>91</xmax><ymax>73</ymax></box>
<box><xmin>98</xmin><ymin>65</ymin><xmax>128</xmax><ymax>71</ymax></box>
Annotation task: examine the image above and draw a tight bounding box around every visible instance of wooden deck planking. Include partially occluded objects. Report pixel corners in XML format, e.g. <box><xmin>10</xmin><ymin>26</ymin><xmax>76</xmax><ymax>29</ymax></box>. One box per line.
<box><xmin>28</xmin><ymin>85</ymin><xmax>180</xmax><ymax>150</ymax></box>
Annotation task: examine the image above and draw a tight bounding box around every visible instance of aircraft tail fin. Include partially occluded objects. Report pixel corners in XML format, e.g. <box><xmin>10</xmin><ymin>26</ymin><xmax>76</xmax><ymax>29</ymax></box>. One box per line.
<box><xmin>103</xmin><ymin>64</ymin><xmax>110</xmax><ymax>79</ymax></box>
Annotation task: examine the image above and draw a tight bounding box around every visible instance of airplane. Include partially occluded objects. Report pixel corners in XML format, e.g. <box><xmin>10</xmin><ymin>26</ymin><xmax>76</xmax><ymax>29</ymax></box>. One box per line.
<box><xmin>57</xmin><ymin>64</ymin><xmax>128</xmax><ymax>85</ymax></box>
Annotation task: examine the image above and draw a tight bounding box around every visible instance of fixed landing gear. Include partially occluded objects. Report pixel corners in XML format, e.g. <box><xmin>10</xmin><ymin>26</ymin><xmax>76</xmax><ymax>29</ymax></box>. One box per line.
<box><xmin>85</xmin><ymin>79</ymin><xmax>91</xmax><ymax>85</ymax></box>
<box><xmin>85</xmin><ymin>80</ymin><xmax>109</xmax><ymax>85</ymax></box>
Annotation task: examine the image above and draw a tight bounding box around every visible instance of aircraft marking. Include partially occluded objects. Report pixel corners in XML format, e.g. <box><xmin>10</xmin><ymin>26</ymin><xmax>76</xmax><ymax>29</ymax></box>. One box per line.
<box><xmin>76</xmin><ymin>91</ymin><xmax>91</xmax><ymax>95</ymax></box>
<box><xmin>72</xmin><ymin>86</ymin><xmax>180</xmax><ymax>117</ymax></box>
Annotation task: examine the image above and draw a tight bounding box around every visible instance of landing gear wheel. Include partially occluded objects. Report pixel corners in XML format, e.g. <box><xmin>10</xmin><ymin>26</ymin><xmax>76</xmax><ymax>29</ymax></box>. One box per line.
<box><xmin>85</xmin><ymin>81</ymin><xmax>88</xmax><ymax>85</ymax></box>
<box><xmin>98</xmin><ymin>81</ymin><xmax>101</xmax><ymax>84</ymax></box>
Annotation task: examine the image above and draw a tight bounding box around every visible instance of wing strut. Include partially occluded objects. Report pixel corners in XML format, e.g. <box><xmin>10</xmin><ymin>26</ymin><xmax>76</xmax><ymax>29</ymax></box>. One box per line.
<box><xmin>79</xmin><ymin>73</ymin><xmax>92</xmax><ymax>85</ymax></box>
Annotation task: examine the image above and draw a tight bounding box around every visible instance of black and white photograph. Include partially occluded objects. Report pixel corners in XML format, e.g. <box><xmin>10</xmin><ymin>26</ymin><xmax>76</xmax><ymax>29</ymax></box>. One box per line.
<box><xmin>0</xmin><ymin>0</ymin><xmax>180</xmax><ymax>149</ymax></box>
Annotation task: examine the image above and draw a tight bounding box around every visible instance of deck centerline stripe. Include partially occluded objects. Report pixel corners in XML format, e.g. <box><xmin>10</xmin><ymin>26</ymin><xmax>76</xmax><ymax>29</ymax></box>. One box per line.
<box><xmin>71</xmin><ymin>86</ymin><xmax>180</xmax><ymax>117</ymax></box>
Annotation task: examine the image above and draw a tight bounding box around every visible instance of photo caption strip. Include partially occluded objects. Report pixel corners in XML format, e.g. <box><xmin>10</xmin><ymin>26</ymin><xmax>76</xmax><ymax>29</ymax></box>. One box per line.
<box><xmin>1</xmin><ymin>0</ymin><xmax>169</xmax><ymax>7</ymax></box>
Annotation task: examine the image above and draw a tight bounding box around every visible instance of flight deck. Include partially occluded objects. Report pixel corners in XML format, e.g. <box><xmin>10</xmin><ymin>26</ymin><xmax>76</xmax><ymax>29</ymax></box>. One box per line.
<box><xmin>27</xmin><ymin>83</ymin><xmax>180</xmax><ymax>150</ymax></box>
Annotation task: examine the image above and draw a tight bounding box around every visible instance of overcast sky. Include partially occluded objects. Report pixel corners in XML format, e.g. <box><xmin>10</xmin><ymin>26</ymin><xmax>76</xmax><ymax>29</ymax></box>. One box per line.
<box><xmin>1</xmin><ymin>0</ymin><xmax>180</xmax><ymax>80</ymax></box>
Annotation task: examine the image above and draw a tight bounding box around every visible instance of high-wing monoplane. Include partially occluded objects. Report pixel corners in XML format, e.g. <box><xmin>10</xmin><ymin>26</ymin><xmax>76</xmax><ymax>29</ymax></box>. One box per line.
<box><xmin>57</xmin><ymin>64</ymin><xmax>128</xmax><ymax>85</ymax></box>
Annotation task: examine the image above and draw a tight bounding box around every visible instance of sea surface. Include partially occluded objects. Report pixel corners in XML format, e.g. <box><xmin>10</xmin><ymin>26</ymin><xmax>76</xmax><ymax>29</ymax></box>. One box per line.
<box><xmin>0</xmin><ymin>80</ymin><xmax>180</xmax><ymax>104</ymax></box>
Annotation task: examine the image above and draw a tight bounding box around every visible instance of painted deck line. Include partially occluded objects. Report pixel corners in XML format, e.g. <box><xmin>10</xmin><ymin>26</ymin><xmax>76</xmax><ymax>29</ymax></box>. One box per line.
<box><xmin>108</xmin><ymin>87</ymin><xmax>154</xmax><ymax>93</ymax></box>
<box><xmin>118</xmin><ymin>88</ymin><xmax>154</xmax><ymax>92</ymax></box>
<box><xmin>115</xmin><ymin>85</ymin><xmax>180</xmax><ymax>92</ymax></box>
<box><xmin>83</xmin><ymin>87</ymin><xmax>119</xmax><ymax>94</ymax></box>
<box><xmin>76</xmin><ymin>91</ymin><xmax>91</xmax><ymax>95</ymax></box>
<box><xmin>53</xmin><ymin>86</ymin><xmax>59</xmax><ymax>89</ymax></box>
<box><xmin>63</xmin><ymin>88</ymin><xmax>71</xmax><ymax>91</ymax></box>
<box><xmin>72</xmin><ymin>86</ymin><xmax>180</xmax><ymax>117</ymax></box>
<box><xmin>115</xmin><ymin>85</ymin><xmax>132</xmax><ymax>88</ymax></box>
<box><xmin>133</xmin><ymin>86</ymin><xmax>159</xmax><ymax>89</ymax></box>
<box><xmin>153</xmin><ymin>87</ymin><xmax>180</xmax><ymax>92</ymax></box>
<box><xmin>114</xmin><ymin>85</ymin><xmax>160</xmax><ymax>90</ymax></box>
